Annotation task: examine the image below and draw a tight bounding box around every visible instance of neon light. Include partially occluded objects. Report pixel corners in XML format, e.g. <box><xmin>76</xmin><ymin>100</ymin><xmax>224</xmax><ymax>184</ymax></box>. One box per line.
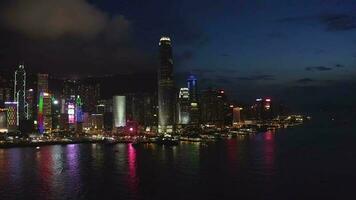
<box><xmin>38</xmin><ymin>93</ymin><xmax>44</xmax><ymax>133</ymax></box>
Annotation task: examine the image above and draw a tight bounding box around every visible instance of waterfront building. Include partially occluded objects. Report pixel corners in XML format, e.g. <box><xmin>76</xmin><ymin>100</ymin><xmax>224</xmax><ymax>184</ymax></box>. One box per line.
<box><xmin>187</xmin><ymin>74</ymin><xmax>200</xmax><ymax>124</ymax></box>
<box><xmin>14</xmin><ymin>64</ymin><xmax>27</xmax><ymax>122</ymax></box>
<box><xmin>4</xmin><ymin>102</ymin><xmax>18</xmax><ymax>131</ymax></box>
<box><xmin>233</xmin><ymin>107</ymin><xmax>243</xmax><ymax>126</ymax></box>
<box><xmin>158</xmin><ymin>36</ymin><xmax>175</xmax><ymax>134</ymax></box>
<box><xmin>113</xmin><ymin>96</ymin><xmax>126</xmax><ymax>128</ymax></box>
<box><xmin>177</xmin><ymin>88</ymin><xmax>190</xmax><ymax>124</ymax></box>
<box><xmin>0</xmin><ymin>108</ymin><xmax>7</xmax><ymax>133</ymax></box>
<box><xmin>38</xmin><ymin>92</ymin><xmax>52</xmax><ymax>133</ymax></box>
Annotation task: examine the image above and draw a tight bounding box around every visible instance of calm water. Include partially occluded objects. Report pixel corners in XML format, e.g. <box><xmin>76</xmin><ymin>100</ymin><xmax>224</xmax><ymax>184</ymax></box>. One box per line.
<box><xmin>0</xmin><ymin>121</ymin><xmax>355</xmax><ymax>200</ymax></box>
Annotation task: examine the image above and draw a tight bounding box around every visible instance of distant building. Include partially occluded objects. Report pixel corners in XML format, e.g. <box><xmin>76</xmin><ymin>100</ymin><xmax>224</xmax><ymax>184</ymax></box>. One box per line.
<box><xmin>14</xmin><ymin>64</ymin><xmax>27</xmax><ymax>122</ymax></box>
<box><xmin>5</xmin><ymin>102</ymin><xmax>18</xmax><ymax>131</ymax></box>
<box><xmin>177</xmin><ymin>88</ymin><xmax>190</xmax><ymax>124</ymax></box>
<box><xmin>0</xmin><ymin>108</ymin><xmax>7</xmax><ymax>133</ymax></box>
<box><xmin>187</xmin><ymin>75</ymin><xmax>200</xmax><ymax>124</ymax></box>
<box><xmin>158</xmin><ymin>36</ymin><xmax>176</xmax><ymax>134</ymax></box>
<box><xmin>38</xmin><ymin>92</ymin><xmax>52</xmax><ymax>133</ymax></box>
<box><xmin>200</xmin><ymin>89</ymin><xmax>229</xmax><ymax>127</ymax></box>
<box><xmin>233</xmin><ymin>107</ymin><xmax>243</xmax><ymax>126</ymax></box>
<box><xmin>113</xmin><ymin>96</ymin><xmax>126</xmax><ymax>128</ymax></box>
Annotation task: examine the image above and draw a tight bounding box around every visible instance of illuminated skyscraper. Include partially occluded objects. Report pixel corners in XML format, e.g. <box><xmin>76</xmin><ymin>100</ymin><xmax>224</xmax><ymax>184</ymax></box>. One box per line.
<box><xmin>177</xmin><ymin>88</ymin><xmax>190</xmax><ymax>124</ymax></box>
<box><xmin>5</xmin><ymin>102</ymin><xmax>18</xmax><ymax>131</ymax></box>
<box><xmin>113</xmin><ymin>96</ymin><xmax>126</xmax><ymax>128</ymax></box>
<box><xmin>14</xmin><ymin>64</ymin><xmax>27</xmax><ymax>122</ymax></box>
<box><xmin>187</xmin><ymin>74</ymin><xmax>197</xmax><ymax>102</ymax></box>
<box><xmin>187</xmin><ymin>74</ymin><xmax>200</xmax><ymax>124</ymax></box>
<box><xmin>158</xmin><ymin>36</ymin><xmax>175</xmax><ymax>134</ymax></box>
<box><xmin>37</xmin><ymin>74</ymin><xmax>49</xmax><ymax>95</ymax></box>
<box><xmin>38</xmin><ymin>92</ymin><xmax>52</xmax><ymax>133</ymax></box>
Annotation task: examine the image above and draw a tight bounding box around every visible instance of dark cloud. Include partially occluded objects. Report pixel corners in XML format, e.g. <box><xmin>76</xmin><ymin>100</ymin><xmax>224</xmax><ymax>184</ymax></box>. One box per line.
<box><xmin>237</xmin><ymin>75</ymin><xmax>275</xmax><ymax>81</ymax></box>
<box><xmin>320</xmin><ymin>14</ymin><xmax>356</xmax><ymax>31</ymax></box>
<box><xmin>0</xmin><ymin>0</ymin><xmax>130</xmax><ymax>39</ymax></box>
<box><xmin>276</xmin><ymin>13</ymin><xmax>356</xmax><ymax>32</ymax></box>
<box><xmin>296</xmin><ymin>78</ymin><xmax>315</xmax><ymax>84</ymax></box>
<box><xmin>335</xmin><ymin>64</ymin><xmax>345</xmax><ymax>68</ymax></box>
<box><xmin>305</xmin><ymin>66</ymin><xmax>332</xmax><ymax>71</ymax></box>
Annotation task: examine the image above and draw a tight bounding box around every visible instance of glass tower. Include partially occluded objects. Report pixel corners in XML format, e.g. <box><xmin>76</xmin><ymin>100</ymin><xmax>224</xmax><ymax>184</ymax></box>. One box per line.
<box><xmin>158</xmin><ymin>37</ymin><xmax>175</xmax><ymax>134</ymax></box>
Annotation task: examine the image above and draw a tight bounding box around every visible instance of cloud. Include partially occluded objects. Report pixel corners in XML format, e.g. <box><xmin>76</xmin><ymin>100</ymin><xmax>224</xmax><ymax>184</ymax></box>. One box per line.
<box><xmin>0</xmin><ymin>0</ymin><xmax>130</xmax><ymax>39</ymax></box>
<box><xmin>305</xmin><ymin>66</ymin><xmax>332</xmax><ymax>71</ymax></box>
<box><xmin>276</xmin><ymin>13</ymin><xmax>356</xmax><ymax>32</ymax></box>
<box><xmin>296</xmin><ymin>78</ymin><xmax>315</xmax><ymax>84</ymax></box>
<box><xmin>335</xmin><ymin>64</ymin><xmax>345</xmax><ymax>68</ymax></box>
<box><xmin>320</xmin><ymin>14</ymin><xmax>356</xmax><ymax>31</ymax></box>
<box><xmin>237</xmin><ymin>75</ymin><xmax>275</xmax><ymax>81</ymax></box>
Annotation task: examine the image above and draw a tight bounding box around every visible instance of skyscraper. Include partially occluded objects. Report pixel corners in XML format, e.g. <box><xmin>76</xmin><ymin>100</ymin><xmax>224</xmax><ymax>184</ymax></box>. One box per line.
<box><xmin>177</xmin><ymin>88</ymin><xmax>190</xmax><ymax>124</ymax></box>
<box><xmin>113</xmin><ymin>95</ymin><xmax>126</xmax><ymax>128</ymax></box>
<box><xmin>14</xmin><ymin>64</ymin><xmax>26</xmax><ymax>123</ymax></box>
<box><xmin>158</xmin><ymin>36</ymin><xmax>175</xmax><ymax>134</ymax></box>
<box><xmin>187</xmin><ymin>74</ymin><xmax>200</xmax><ymax>124</ymax></box>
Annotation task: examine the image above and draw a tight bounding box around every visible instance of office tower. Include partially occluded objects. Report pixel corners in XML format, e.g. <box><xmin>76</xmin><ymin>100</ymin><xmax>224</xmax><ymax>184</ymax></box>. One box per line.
<box><xmin>37</xmin><ymin>74</ymin><xmax>49</xmax><ymax>95</ymax></box>
<box><xmin>38</xmin><ymin>92</ymin><xmax>52</xmax><ymax>133</ymax></box>
<box><xmin>233</xmin><ymin>107</ymin><xmax>243</xmax><ymax>126</ymax></box>
<box><xmin>63</xmin><ymin>80</ymin><xmax>78</xmax><ymax>99</ymax></box>
<box><xmin>14</xmin><ymin>64</ymin><xmax>27</xmax><ymax>122</ymax></box>
<box><xmin>143</xmin><ymin>93</ymin><xmax>158</xmax><ymax>127</ymax></box>
<box><xmin>5</xmin><ymin>102</ymin><xmax>18</xmax><ymax>131</ymax></box>
<box><xmin>158</xmin><ymin>36</ymin><xmax>175</xmax><ymax>134</ymax></box>
<box><xmin>177</xmin><ymin>88</ymin><xmax>190</xmax><ymax>124</ymax></box>
<box><xmin>113</xmin><ymin>96</ymin><xmax>126</xmax><ymax>128</ymax></box>
<box><xmin>187</xmin><ymin>74</ymin><xmax>198</xmax><ymax>101</ymax></box>
<box><xmin>96</xmin><ymin>99</ymin><xmax>113</xmax><ymax>131</ymax></box>
<box><xmin>26</xmin><ymin>89</ymin><xmax>35</xmax><ymax>120</ymax></box>
<box><xmin>200</xmin><ymin>89</ymin><xmax>229</xmax><ymax>127</ymax></box>
<box><xmin>187</xmin><ymin>74</ymin><xmax>200</xmax><ymax>124</ymax></box>
<box><xmin>51</xmin><ymin>96</ymin><xmax>60</xmax><ymax>131</ymax></box>
<box><xmin>0</xmin><ymin>108</ymin><xmax>7</xmax><ymax>133</ymax></box>
<box><xmin>79</xmin><ymin>79</ymin><xmax>100</xmax><ymax>113</ymax></box>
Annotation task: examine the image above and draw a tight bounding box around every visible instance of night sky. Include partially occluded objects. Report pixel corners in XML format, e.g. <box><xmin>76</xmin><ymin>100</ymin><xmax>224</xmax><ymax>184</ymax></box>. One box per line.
<box><xmin>1</xmin><ymin>0</ymin><xmax>356</xmax><ymax>113</ymax></box>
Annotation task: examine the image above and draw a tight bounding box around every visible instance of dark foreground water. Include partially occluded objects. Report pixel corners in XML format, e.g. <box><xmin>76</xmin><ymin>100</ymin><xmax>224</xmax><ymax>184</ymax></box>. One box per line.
<box><xmin>0</xmin><ymin>121</ymin><xmax>355</xmax><ymax>200</ymax></box>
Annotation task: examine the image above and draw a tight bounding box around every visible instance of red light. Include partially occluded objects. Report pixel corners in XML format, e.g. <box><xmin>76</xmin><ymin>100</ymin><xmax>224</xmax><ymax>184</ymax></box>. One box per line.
<box><xmin>265</xmin><ymin>98</ymin><xmax>271</xmax><ymax>102</ymax></box>
<box><xmin>220</xmin><ymin>90</ymin><xmax>224</xmax><ymax>94</ymax></box>
<box><xmin>129</xmin><ymin>127</ymin><xmax>134</xmax><ymax>132</ymax></box>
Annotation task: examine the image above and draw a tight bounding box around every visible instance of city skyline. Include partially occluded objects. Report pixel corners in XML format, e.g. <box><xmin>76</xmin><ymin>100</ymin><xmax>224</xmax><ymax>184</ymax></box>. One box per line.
<box><xmin>0</xmin><ymin>0</ymin><xmax>356</xmax><ymax>112</ymax></box>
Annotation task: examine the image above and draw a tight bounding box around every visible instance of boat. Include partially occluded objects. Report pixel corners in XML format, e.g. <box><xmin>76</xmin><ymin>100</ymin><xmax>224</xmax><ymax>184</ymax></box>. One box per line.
<box><xmin>156</xmin><ymin>136</ymin><xmax>179</xmax><ymax>146</ymax></box>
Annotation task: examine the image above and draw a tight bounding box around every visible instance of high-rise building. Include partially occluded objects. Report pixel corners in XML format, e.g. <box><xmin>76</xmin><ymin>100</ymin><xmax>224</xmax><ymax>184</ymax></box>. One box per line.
<box><xmin>26</xmin><ymin>88</ymin><xmax>35</xmax><ymax>120</ymax></box>
<box><xmin>5</xmin><ymin>102</ymin><xmax>18</xmax><ymax>131</ymax></box>
<box><xmin>200</xmin><ymin>89</ymin><xmax>229</xmax><ymax>127</ymax></box>
<box><xmin>14</xmin><ymin>64</ymin><xmax>27</xmax><ymax>122</ymax></box>
<box><xmin>177</xmin><ymin>88</ymin><xmax>190</xmax><ymax>124</ymax></box>
<box><xmin>37</xmin><ymin>74</ymin><xmax>49</xmax><ymax>95</ymax></box>
<box><xmin>113</xmin><ymin>96</ymin><xmax>126</xmax><ymax>128</ymax></box>
<box><xmin>233</xmin><ymin>107</ymin><xmax>243</xmax><ymax>126</ymax></box>
<box><xmin>158</xmin><ymin>36</ymin><xmax>175</xmax><ymax>134</ymax></box>
<box><xmin>187</xmin><ymin>74</ymin><xmax>200</xmax><ymax>124</ymax></box>
<box><xmin>0</xmin><ymin>108</ymin><xmax>7</xmax><ymax>133</ymax></box>
<box><xmin>38</xmin><ymin>92</ymin><xmax>52</xmax><ymax>133</ymax></box>
<box><xmin>187</xmin><ymin>74</ymin><xmax>198</xmax><ymax>101</ymax></box>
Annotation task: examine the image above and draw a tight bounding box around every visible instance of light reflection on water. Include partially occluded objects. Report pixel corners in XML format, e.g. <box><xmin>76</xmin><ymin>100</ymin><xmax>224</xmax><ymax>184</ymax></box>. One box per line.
<box><xmin>0</xmin><ymin>124</ymin><xmax>355</xmax><ymax>199</ymax></box>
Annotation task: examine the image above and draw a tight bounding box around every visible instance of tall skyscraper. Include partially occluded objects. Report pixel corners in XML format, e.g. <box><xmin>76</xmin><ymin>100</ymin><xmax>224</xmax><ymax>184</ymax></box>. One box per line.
<box><xmin>187</xmin><ymin>74</ymin><xmax>200</xmax><ymax>124</ymax></box>
<box><xmin>37</xmin><ymin>74</ymin><xmax>49</xmax><ymax>95</ymax></box>
<box><xmin>158</xmin><ymin>36</ymin><xmax>175</xmax><ymax>134</ymax></box>
<box><xmin>113</xmin><ymin>96</ymin><xmax>126</xmax><ymax>128</ymax></box>
<box><xmin>14</xmin><ymin>64</ymin><xmax>27</xmax><ymax>123</ymax></box>
<box><xmin>38</xmin><ymin>92</ymin><xmax>52</xmax><ymax>133</ymax></box>
<box><xmin>187</xmin><ymin>74</ymin><xmax>198</xmax><ymax>102</ymax></box>
<box><xmin>5</xmin><ymin>102</ymin><xmax>18</xmax><ymax>131</ymax></box>
<box><xmin>177</xmin><ymin>88</ymin><xmax>190</xmax><ymax>124</ymax></box>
